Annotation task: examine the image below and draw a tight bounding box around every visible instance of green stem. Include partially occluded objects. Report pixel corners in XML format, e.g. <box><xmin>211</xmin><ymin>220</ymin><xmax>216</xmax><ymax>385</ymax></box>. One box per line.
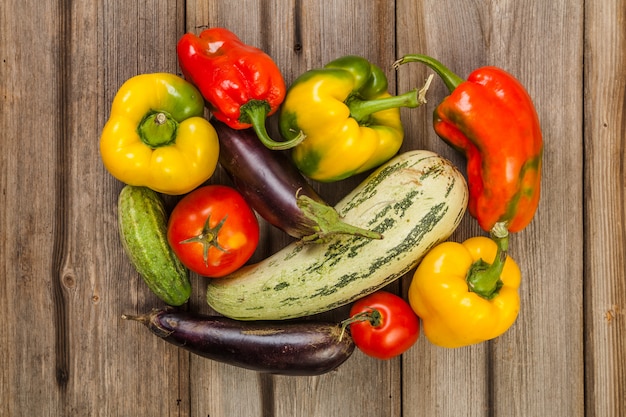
<box><xmin>466</xmin><ymin>222</ymin><xmax>509</xmax><ymax>300</ymax></box>
<box><xmin>137</xmin><ymin>111</ymin><xmax>178</xmax><ymax>148</ymax></box>
<box><xmin>296</xmin><ymin>195</ymin><xmax>383</xmax><ymax>243</ymax></box>
<box><xmin>239</xmin><ymin>100</ymin><xmax>305</xmax><ymax>150</ymax></box>
<box><xmin>393</xmin><ymin>54</ymin><xmax>464</xmax><ymax>92</ymax></box>
<box><xmin>340</xmin><ymin>308</ymin><xmax>383</xmax><ymax>337</ymax></box>
<box><xmin>348</xmin><ymin>74</ymin><xmax>433</xmax><ymax>122</ymax></box>
<box><xmin>180</xmin><ymin>214</ymin><xmax>229</xmax><ymax>266</ymax></box>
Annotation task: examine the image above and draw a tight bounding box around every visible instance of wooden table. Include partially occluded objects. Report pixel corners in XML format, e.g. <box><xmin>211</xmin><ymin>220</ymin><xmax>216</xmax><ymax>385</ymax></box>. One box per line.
<box><xmin>2</xmin><ymin>1</ymin><xmax>624</xmax><ymax>416</ymax></box>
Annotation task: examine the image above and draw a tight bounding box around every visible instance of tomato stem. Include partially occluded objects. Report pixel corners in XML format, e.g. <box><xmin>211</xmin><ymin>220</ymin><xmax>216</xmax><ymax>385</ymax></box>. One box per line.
<box><xmin>341</xmin><ymin>308</ymin><xmax>383</xmax><ymax>329</ymax></box>
<box><xmin>180</xmin><ymin>214</ymin><xmax>230</xmax><ymax>266</ymax></box>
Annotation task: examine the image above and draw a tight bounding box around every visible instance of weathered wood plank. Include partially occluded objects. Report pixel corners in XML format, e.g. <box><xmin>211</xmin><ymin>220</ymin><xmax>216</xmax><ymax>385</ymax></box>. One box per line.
<box><xmin>396</xmin><ymin>1</ymin><xmax>585</xmax><ymax>416</ymax></box>
<box><xmin>487</xmin><ymin>1</ymin><xmax>585</xmax><ymax>414</ymax></box>
<box><xmin>95</xmin><ymin>1</ymin><xmax>191</xmax><ymax>416</ymax></box>
<box><xmin>0</xmin><ymin>0</ymin><xmax>189</xmax><ymax>415</ymax></box>
<box><xmin>1</xmin><ymin>1</ymin><xmax>67</xmax><ymax>415</ymax></box>
<box><xmin>584</xmin><ymin>0</ymin><xmax>626</xmax><ymax>415</ymax></box>
<box><xmin>395</xmin><ymin>2</ymin><xmax>491</xmax><ymax>416</ymax></box>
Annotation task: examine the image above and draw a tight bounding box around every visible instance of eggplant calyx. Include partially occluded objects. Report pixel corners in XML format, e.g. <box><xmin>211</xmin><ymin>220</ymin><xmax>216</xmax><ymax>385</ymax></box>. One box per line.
<box><xmin>296</xmin><ymin>195</ymin><xmax>383</xmax><ymax>243</ymax></box>
<box><xmin>121</xmin><ymin>309</ymin><xmax>174</xmax><ymax>338</ymax></box>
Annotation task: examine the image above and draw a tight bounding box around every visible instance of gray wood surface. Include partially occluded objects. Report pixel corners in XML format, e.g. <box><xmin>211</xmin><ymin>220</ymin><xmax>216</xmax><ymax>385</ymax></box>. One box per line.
<box><xmin>1</xmin><ymin>0</ymin><xmax>623</xmax><ymax>416</ymax></box>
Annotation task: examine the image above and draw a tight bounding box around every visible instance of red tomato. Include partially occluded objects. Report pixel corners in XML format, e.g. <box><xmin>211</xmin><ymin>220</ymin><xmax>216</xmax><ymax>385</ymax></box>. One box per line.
<box><xmin>347</xmin><ymin>291</ymin><xmax>420</xmax><ymax>359</ymax></box>
<box><xmin>167</xmin><ymin>185</ymin><xmax>260</xmax><ymax>278</ymax></box>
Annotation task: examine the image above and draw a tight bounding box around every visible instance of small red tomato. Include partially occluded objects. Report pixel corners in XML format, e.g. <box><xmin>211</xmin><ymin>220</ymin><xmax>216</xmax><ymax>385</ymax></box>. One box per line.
<box><xmin>347</xmin><ymin>291</ymin><xmax>420</xmax><ymax>359</ymax></box>
<box><xmin>167</xmin><ymin>185</ymin><xmax>260</xmax><ymax>278</ymax></box>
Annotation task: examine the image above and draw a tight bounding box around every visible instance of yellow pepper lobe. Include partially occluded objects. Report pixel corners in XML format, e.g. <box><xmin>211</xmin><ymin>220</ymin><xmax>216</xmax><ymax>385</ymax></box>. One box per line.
<box><xmin>408</xmin><ymin>236</ymin><xmax>521</xmax><ymax>348</ymax></box>
<box><xmin>100</xmin><ymin>73</ymin><xmax>220</xmax><ymax>195</ymax></box>
<box><xmin>280</xmin><ymin>57</ymin><xmax>432</xmax><ymax>182</ymax></box>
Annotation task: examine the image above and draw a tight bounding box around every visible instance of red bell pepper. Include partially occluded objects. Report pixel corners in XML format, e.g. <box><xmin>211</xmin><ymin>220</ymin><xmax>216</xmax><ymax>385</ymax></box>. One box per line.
<box><xmin>394</xmin><ymin>54</ymin><xmax>543</xmax><ymax>236</ymax></box>
<box><xmin>177</xmin><ymin>27</ymin><xmax>303</xmax><ymax>150</ymax></box>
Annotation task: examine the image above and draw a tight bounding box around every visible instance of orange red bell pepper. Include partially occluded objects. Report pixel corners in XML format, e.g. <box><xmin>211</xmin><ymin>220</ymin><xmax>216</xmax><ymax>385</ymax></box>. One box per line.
<box><xmin>394</xmin><ymin>54</ymin><xmax>543</xmax><ymax>235</ymax></box>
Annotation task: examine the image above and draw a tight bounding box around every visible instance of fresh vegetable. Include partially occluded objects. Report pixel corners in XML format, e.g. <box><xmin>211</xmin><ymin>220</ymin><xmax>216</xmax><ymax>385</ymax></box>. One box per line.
<box><xmin>177</xmin><ymin>27</ymin><xmax>301</xmax><ymax>150</ymax></box>
<box><xmin>408</xmin><ymin>235</ymin><xmax>521</xmax><ymax>348</ymax></box>
<box><xmin>117</xmin><ymin>186</ymin><xmax>191</xmax><ymax>306</ymax></box>
<box><xmin>167</xmin><ymin>185</ymin><xmax>260</xmax><ymax>278</ymax></box>
<box><xmin>122</xmin><ymin>308</ymin><xmax>355</xmax><ymax>376</ymax></box>
<box><xmin>394</xmin><ymin>54</ymin><xmax>542</xmax><ymax>235</ymax></box>
<box><xmin>213</xmin><ymin>119</ymin><xmax>381</xmax><ymax>242</ymax></box>
<box><xmin>100</xmin><ymin>73</ymin><xmax>219</xmax><ymax>195</ymax></box>
<box><xmin>206</xmin><ymin>150</ymin><xmax>468</xmax><ymax>320</ymax></box>
<box><xmin>342</xmin><ymin>291</ymin><xmax>420</xmax><ymax>360</ymax></box>
<box><xmin>279</xmin><ymin>55</ymin><xmax>432</xmax><ymax>182</ymax></box>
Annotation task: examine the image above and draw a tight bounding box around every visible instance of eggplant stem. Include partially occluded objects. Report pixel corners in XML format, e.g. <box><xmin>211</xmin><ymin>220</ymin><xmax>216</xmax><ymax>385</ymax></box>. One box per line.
<box><xmin>121</xmin><ymin>313</ymin><xmax>150</xmax><ymax>325</ymax></box>
<box><xmin>296</xmin><ymin>195</ymin><xmax>383</xmax><ymax>243</ymax></box>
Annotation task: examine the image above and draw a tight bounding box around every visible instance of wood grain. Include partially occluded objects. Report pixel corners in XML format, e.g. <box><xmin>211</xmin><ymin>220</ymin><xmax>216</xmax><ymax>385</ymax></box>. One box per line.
<box><xmin>584</xmin><ymin>0</ymin><xmax>626</xmax><ymax>416</ymax></box>
<box><xmin>1</xmin><ymin>0</ymin><xmax>623</xmax><ymax>416</ymax></box>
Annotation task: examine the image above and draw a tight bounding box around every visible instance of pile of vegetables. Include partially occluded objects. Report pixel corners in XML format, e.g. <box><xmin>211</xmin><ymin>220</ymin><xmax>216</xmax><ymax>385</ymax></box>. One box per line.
<box><xmin>101</xmin><ymin>27</ymin><xmax>542</xmax><ymax>375</ymax></box>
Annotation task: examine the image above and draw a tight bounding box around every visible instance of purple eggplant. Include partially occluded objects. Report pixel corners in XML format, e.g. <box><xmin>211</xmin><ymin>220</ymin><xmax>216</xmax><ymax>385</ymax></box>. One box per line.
<box><xmin>213</xmin><ymin>119</ymin><xmax>381</xmax><ymax>243</ymax></box>
<box><xmin>122</xmin><ymin>308</ymin><xmax>355</xmax><ymax>376</ymax></box>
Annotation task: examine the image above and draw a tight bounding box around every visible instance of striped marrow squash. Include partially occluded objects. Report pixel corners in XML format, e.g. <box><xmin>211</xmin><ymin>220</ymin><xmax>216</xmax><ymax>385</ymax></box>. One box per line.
<box><xmin>206</xmin><ymin>150</ymin><xmax>468</xmax><ymax>320</ymax></box>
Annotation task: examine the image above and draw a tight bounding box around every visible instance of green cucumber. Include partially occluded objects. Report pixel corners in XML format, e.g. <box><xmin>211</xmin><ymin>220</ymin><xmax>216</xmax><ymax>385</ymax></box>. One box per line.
<box><xmin>206</xmin><ymin>150</ymin><xmax>469</xmax><ymax>320</ymax></box>
<box><xmin>118</xmin><ymin>185</ymin><xmax>191</xmax><ymax>306</ymax></box>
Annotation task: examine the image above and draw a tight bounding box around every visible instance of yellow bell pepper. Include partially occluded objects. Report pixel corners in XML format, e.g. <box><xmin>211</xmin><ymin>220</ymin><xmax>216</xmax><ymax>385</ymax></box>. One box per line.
<box><xmin>100</xmin><ymin>73</ymin><xmax>219</xmax><ymax>195</ymax></box>
<box><xmin>279</xmin><ymin>56</ymin><xmax>432</xmax><ymax>182</ymax></box>
<box><xmin>408</xmin><ymin>234</ymin><xmax>521</xmax><ymax>348</ymax></box>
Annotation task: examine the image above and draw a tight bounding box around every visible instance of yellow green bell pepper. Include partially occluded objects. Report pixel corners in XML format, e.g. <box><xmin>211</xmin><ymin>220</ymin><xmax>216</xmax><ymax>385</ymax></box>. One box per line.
<box><xmin>408</xmin><ymin>233</ymin><xmax>521</xmax><ymax>348</ymax></box>
<box><xmin>279</xmin><ymin>56</ymin><xmax>432</xmax><ymax>182</ymax></box>
<box><xmin>100</xmin><ymin>73</ymin><xmax>219</xmax><ymax>195</ymax></box>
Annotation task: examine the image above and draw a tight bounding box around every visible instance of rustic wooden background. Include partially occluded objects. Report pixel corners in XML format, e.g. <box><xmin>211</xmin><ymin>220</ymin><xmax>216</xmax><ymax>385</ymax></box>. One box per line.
<box><xmin>1</xmin><ymin>0</ymin><xmax>624</xmax><ymax>416</ymax></box>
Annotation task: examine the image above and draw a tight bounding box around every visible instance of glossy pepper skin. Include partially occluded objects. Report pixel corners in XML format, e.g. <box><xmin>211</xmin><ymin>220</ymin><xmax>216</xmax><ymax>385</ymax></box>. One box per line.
<box><xmin>280</xmin><ymin>55</ymin><xmax>432</xmax><ymax>182</ymax></box>
<box><xmin>394</xmin><ymin>54</ymin><xmax>542</xmax><ymax>233</ymax></box>
<box><xmin>100</xmin><ymin>73</ymin><xmax>219</xmax><ymax>195</ymax></box>
<box><xmin>177</xmin><ymin>28</ymin><xmax>301</xmax><ymax>150</ymax></box>
<box><xmin>408</xmin><ymin>236</ymin><xmax>521</xmax><ymax>348</ymax></box>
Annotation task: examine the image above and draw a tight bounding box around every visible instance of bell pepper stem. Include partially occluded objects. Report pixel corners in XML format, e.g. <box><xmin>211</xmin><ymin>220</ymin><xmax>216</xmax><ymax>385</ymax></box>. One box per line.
<box><xmin>239</xmin><ymin>100</ymin><xmax>305</xmax><ymax>150</ymax></box>
<box><xmin>296</xmin><ymin>194</ymin><xmax>383</xmax><ymax>243</ymax></box>
<box><xmin>137</xmin><ymin>110</ymin><xmax>178</xmax><ymax>148</ymax></box>
<box><xmin>466</xmin><ymin>222</ymin><xmax>509</xmax><ymax>300</ymax></box>
<box><xmin>393</xmin><ymin>54</ymin><xmax>464</xmax><ymax>92</ymax></box>
<box><xmin>348</xmin><ymin>74</ymin><xmax>433</xmax><ymax>122</ymax></box>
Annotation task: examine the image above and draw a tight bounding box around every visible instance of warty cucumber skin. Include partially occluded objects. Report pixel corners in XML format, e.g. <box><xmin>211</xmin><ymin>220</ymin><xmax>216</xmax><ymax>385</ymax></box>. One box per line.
<box><xmin>206</xmin><ymin>150</ymin><xmax>469</xmax><ymax>320</ymax></box>
<box><xmin>118</xmin><ymin>186</ymin><xmax>191</xmax><ymax>306</ymax></box>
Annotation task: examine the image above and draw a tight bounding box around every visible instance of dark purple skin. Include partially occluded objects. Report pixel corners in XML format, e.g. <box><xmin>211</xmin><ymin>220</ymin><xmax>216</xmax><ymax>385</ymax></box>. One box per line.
<box><xmin>122</xmin><ymin>308</ymin><xmax>355</xmax><ymax>376</ymax></box>
<box><xmin>213</xmin><ymin>119</ymin><xmax>381</xmax><ymax>242</ymax></box>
